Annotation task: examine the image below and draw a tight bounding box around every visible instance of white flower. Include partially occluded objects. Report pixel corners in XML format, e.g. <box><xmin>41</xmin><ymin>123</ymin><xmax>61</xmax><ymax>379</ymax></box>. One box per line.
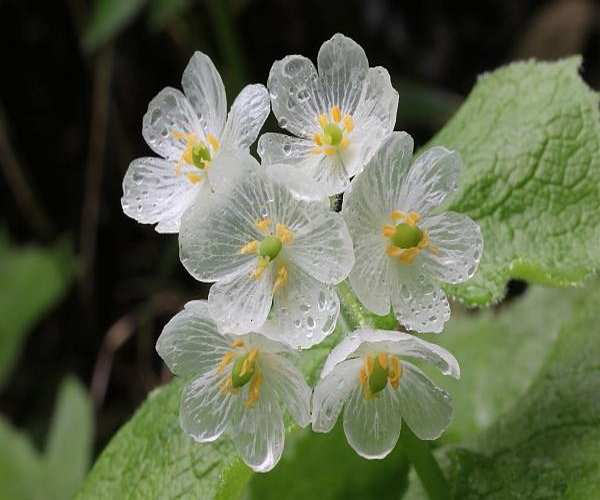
<box><xmin>312</xmin><ymin>329</ymin><xmax>459</xmax><ymax>459</ymax></box>
<box><xmin>258</xmin><ymin>33</ymin><xmax>398</xmax><ymax>200</ymax></box>
<box><xmin>179</xmin><ymin>153</ymin><xmax>354</xmax><ymax>347</ymax></box>
<box><xmin>122</xmin><ymin>51</ymin><xmax>270</xmax><ymax>233</ymax></box>
<box><xmin>156</xmin><ymin>300</ymin><xmax>311</xmax><ymax>473</ymax></box>
<box><xmin>342</xmin><ymin>132</ymin><xmax>483</xmax><ymax>333</ymax></box>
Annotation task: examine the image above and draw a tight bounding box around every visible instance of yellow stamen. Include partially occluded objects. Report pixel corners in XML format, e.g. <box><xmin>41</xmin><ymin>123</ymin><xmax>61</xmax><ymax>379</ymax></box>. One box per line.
<box><xmin>252</xmin><ymin>256</ymin><xmax>270</xmax><ymax>279</ymax></box>
<box><xmin>343</xmin><ymin>114</ymin><xmax>354</xmax><ymax>132</ymax></box>
<box><xmin>331</xmin><ymin>105</ymin><xmax>341</xmax><ymax>123</ymax></box>
<box><xmin>389</xmin><ymin>356</ymin><xmax>402</xmax><ymax>390</ymax></box>
<box><xmin>273</xmin><ymin>265</ymin><xmax>288</xmax><ymax>293</ymax></box>
<box><xmin>391</xmin><ymin>210</ymin><xmax>421</xmax><ymax>226</ymax></box>
<box><xmin>206</xmin><ymin>133</ymin><xmax>220</xmax><ymax>151</ymax></box>
<box><xmin>231</xmin><ymin>339</ymin><xmax>245</xmax><ymax>348</ymax></box>
<box><xmin>245</xmin><ymin>370</ymin><xmax>262</xmax><ymax>408</ymax></box>
<box><xmin>186</xmin><ymin>172</ymin><xmax>203</xmax><ymax>184</ymax></box>
<box><xmin>219</xmin><ymin>377</ymin><xmax>233</xmax><ymax>394</ymax></box>
<box><xmin>383</xmin><ymin>225</ymin><xmax>396</xmax><ymax>237</ymax></box>
<box><xmin>275</xmin><ymin>224</ymin><xmax>294</xmax><ymax>245</ymax></box>
<box><xmin>365</xmin><ymin>354</ymin><xmax>374</xmax><ymax>376</ymax></box>
<box><xmin>240</xmin><ymin>348</ymin><xmax>258</xmax><ymax>376</ymax></box>
<box><xmin>240</xmin><ymin>240</ymin><xmax>258</xmax><ymax>255</ymax></box>
<box><xmin>323</xmin><ymin>146</ymin><xmax>337</xmax><ymax>156</ymax></box>
<box><xmin>314</xmin><ymin>133</ymin><xmax>322</xmax><ymax>146</ymax></box>
<box><xmin>256</xmin><ymin>218</ymin><xmax>272</xmax><ymax>233</ymax></box>
<box><xmin>217</xmin><ymin>351</ymin><xmax>235</xmax><ymax>373</ymax></box>
<box><xmin>311</xmin><ymin>146</ymin><xmax>322</xmax><ymax>155</ymax></box>
<box><xmin>378</xmin><ymin>352</ymin><xmax>388</xmax><ymax>370</ymax></box>
<box><xmin>318</xmin><ymin>114</ymin><xmax>329</xmax><ymax>128</ymax></box>
<box><xmin>340</xmin><ymin>136</ymin><xmax>349</xmax><ymax>150</ymax></box>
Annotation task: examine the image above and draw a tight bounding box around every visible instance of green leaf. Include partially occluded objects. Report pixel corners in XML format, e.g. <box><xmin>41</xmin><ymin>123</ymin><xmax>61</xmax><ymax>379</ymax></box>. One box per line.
<box><xmin>83</xmin><ymin>0</ymin><xmax>148</xmax><ymax>51</ymax></box>
<box><xmin>0</xmin><ymin>237</ymin><xmax>74</xmax><ymax>389</ymax></box>
<box><xmin>147</xmin><ymin>0</ymin><xmax>189</xmax><ymax>30</ymax></box>
<box><xmin>430</xmin><ymin>57</ymin><xmax>600</xmax><ymax>305</ymax></box>
<box><xmin>405</xmin><ymin>281</ymin><xmax>600</xmax><ymax>499</ymax></box>
<box><xmin>44</xmin><ymin>377</ymin><xmax>95</xmax><ymax>500</ymax></box>
<box><xmin>0</xmin><ymin>376</ymin><xmax>93</xmax><ymax>500</ymax></box>
<box><xmin>248</xmin><ymin>424</ymin><xmax>408</xmax><ymax>500</ymax></box>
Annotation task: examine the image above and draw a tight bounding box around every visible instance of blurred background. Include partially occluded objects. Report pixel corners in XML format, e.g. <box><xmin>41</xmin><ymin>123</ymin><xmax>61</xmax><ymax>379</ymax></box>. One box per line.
<box><xmin>1</xmin><ymin>0</ymin><xmax>600</xmax><ymax>497</ymax></box>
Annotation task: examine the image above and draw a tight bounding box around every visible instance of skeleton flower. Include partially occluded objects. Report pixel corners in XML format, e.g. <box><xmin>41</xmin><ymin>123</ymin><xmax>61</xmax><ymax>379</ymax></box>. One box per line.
<box><xmin>342</xmin><ymin>132</ymin><xmax>483</xmax><ymax>333</ymax></box>
<box><xmin>258</xmin><ymin>33</ymin><xmax>398</xmax><ymax>200</ymax></box>
<box><xmin>156</xmin><ymin>300</ymin><xmax>311</xmax><ymax>472</ymax></box>
<box><xmin>312</xmin><ymin>329</ymin><xmax>459</xmax><ymax>459</ymax></box>
<box><xmin>179</xmin><ymin>152</ymin><xmax>354</xmax><ymax>346</ymax></box>
<box><xmin>122</xmin><ymin>51</ymin><xmax>270</xmax><ymax>233</ymax></box>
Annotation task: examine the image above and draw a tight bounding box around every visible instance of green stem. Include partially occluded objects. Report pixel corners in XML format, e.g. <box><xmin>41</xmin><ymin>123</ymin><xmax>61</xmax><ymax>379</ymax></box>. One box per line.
<box><xmin>336</xmin><ymin>280</ymin><xmax>398</xmax><ymax>331</ymax></box>
<box><xmin>401</xmin><ymin>427</ymin><xmax>450</xmax><ymax>500</ymax></box>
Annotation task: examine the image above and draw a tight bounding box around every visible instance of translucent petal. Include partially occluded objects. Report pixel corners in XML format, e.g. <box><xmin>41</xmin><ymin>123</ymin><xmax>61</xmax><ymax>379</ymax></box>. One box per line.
<box><xmin>156</xmin><ymin>300</ymin><xmax>231</xmax><ymax>378</ymax></box>
<box><xmin>181</xmin><ymin>51</ymin><xmax>227</xmax><ymax>137</ymax></box>
<box><xmin>268</xmin><ymin>55</ymin><xmax>324</xmax><ymax>138</ymax></box>
<box><xmin>395</xmin><ymin>362</ymin><xmax>453</xmax><ymax>440</ymax></box>
<box><xmin>180</xmin><ymin>369</ymin><xmax>240</xmax><ymax>443</ymax></box>
<box><xmin>259</xmin><ymin>263</ymin><xmax>339</xmax><ymax>349</ymax></box>
<box><xmin>245</xmin><ymin>332</ymin><xmax>293</xmax><ymax>355</ymax></box>
<box><xmin>390</xmin><ymin>269</ymin><xmax>450</xmax><ymax>334</ymax></box>
<box><xmin>419</xmin><ymin>212</ymin><xmax>483</xmax><ymax>284</ymax></box>
<box><xmin>312</xmin><ymin>358</ymin><xmax>362</xmax><ymax>433</ymax></box>
<box><xmin>121</xmin><ymin>157</ymin><xmax>205</xmax><ymax>234</ymax></box>
<box><xmin>257</xmin><ymin>133</ymin><xmax>315</xmax><ymax>166</ymax></box>
<box><xmin>347</xmin><ymin>231</ymin><xmax>393</xmax><ymax>316</ymax></box>
<box><xmin>342</xmin><ymin>131</ymin><xmax>414</xmax><ymax>221</ymax></box>
<box><xmin>320</xmin><ymin>333</ymin><xmax>364</xmax><ymax>379</ymax></box>
<box><xmin>287</xmin><ymin>211</ymin><xmax>354</xmax><ymax>284</ymax></box>
<box><xmin>317</xmin><ymin>33</ymin><xmax>369</xmax><ymax>115</ymax></box>
<box><xmin>353</xmin><ymin>329</ymin><xmax>460</xmax><ymax>379</ymax></box>
<box><xmin>221</xmin><ymin>84</ymin><xmax>270</xmax><ymax>150</ymax></box>
<box><xmin>206</xmin><ymin>147</ymin><xmax>260</xmax><ymax>197</ymax></box>
<box><xmin>230</xmin><ymin>384</ymin><xmax>285</xmax><ymax>472</ymax></box>
<box><xmin>398</xmin><ymin>147</ymin><xmax>461</xmax><ymax>215</ymax></box>
<box><xmin>261</xmin><ymin>353</ymin><xmax>312</xmax><ymax>427</ymax></box>
<box><xmin>343</xmin><ymin>384</ymin><xmax>401</xmax><ymax>459</ymax></box>
<box><xmin>208</xmin><ymin>263</ymin><xmax>274</xmax><ymax>334</ymax></box>
<box><xmin>353</xmin><ymin>67</ymin><xmax>398</xmax><ymax>137</ymax></box>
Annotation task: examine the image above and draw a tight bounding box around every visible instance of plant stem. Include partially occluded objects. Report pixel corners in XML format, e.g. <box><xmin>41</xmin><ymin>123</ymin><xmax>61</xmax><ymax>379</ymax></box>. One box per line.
<box><xmin>401</xmin><ymin>426</ymin><xmax>450</xmax><ymax>500</ymax></box>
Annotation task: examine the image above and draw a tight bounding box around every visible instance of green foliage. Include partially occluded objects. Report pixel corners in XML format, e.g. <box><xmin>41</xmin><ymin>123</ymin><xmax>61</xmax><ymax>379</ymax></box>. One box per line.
<box><xmin>431</xmin><ymin>58</ymin><xmax>600</xmax><ymax>306</ymax></box>
<box><xmin>0</xmin><ymin>235</ymin><xmax>74</xmax><ymax>389</ymax></box>
<box><xmin>0</xmin><ymin>377</ymin><xmax>94</xmax><ymax>500</ymax></box>
<box><xmin>147</xmin><ymin>0</ymin><xmax>189</xmax><ymax>30</ymax></box>
<box><xmin>405</xmin><ymin>281</ymin><xmax>600</xmax><ymax>499</ymax></box>
<box><xmin>83</xmin><ymin>0</ymin><xmax>148</xmax><ymax>51</ymax></box>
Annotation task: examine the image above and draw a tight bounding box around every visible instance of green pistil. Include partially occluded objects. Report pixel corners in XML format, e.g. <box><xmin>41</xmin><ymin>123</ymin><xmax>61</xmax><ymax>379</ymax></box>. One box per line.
<box><xmin>390</xmin><ymin>223</ymin><xmax>423</xmax><ymax>249</ymax></box>
<box><xmin>192</xmin><ymin>143</ymin><xmax>211</xmax><ymax>169</ymax></box>
<box><xmin>258</xmin><ymin>236</ymin><xmax>282</xmax><ymax>259</ymax></box>
<box><xmin>323</xmin><ymin>123</ymin><xmax>343</xmax><ymax>146</ymax></box>
<box><xmin>368</xmin><ymin>355</ymin><xmax>389</xmax><ymax>395</ymax></box>
<box><xmin>231</xmin><ymin>354</ymin><xmax>256</xmax><ymax>388</ymax></box>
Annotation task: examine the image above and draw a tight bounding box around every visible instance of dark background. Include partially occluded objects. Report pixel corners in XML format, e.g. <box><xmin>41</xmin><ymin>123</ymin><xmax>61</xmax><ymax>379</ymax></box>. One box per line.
<box><xmin>1</xmin><ymin>0</ymin><xmax>599</xmax><ymax>453</ymax></box>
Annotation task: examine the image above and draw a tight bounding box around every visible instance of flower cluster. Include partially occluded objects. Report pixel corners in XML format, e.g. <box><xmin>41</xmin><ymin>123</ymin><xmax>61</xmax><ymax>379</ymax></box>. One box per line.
<box><xmin>123</xmin><ymin>34</ymin><xmax>482</xmax><ymax>472</ymax></box>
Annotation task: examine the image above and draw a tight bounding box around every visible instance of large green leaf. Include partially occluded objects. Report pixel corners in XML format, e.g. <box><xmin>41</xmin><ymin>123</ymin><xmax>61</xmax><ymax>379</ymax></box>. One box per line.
<box><xmin>0</xmin><ymin>377</ymin><xmax>93</xmax><ymax>500</ymax></box>
<box><xmin>432</xmin><ymin>57</ymin><xmax>600</xmax><ymax>305</ymax></box>
<box><xmin>83</xmin><ymin>0</ymin><xmax>147</xmax><ymax>51</ymax></box>
<box><xmin>405</xmin><ymin>281</ymin><xmax>600</xmax><ymax>499</ymax></box>
<box><xmin>0</xmin><ymin>236</ymin><xmax>73</xmax><ymax>389</ymax></box>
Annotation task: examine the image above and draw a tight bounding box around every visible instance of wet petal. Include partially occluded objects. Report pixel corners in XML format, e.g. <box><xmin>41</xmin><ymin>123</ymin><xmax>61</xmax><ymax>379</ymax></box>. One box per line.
<box><xmin>343</xmin><ymin>384</ymin><xmax>401</xmax><ymax>459</ymax></box>
<box><xmin>222</xmin><ymin>84</ymin><xmax>270</xmax><ymax>150</ymax></box>
<box><xmin>181</xmin><ymin>51</ymin><xmax>227</xmax><ymax>137</ymax></box>
<box><xmin>156</xmin><ymin>300</ymin><xmax>231</xmax><ymax>378</ymax></box>
<box><xmin>398</xmin><ymin>147</ymin><xmax>461</xmax><ymax>215</ymax></box>
<box><xmin>353</xmin><ymin>66</ymin><xmax>398</xmax><ymax>137</ymax></box>
<box><xmin>390</xmin><ymin>269</ymin><xmax>451</xmax><ymax>334</ymax></box>
<box><xmin>260</xmin><ymin>263</ymin><xmax>339</xmax><ymax>349</ymax></box>
<box><xmin>320</xmin><ymin>333</ymin><xmax>364</xmax><ymax>379</ymax></box>
<box><xmin>208</xmin><ymin>264</ymin><xmax>274</xmax><ymax>334</ymax></box>
<box><xmin>395</xmin><ymin>362</ymin><xmax>453</xmax><ymax>440</ymax></box>
<box><xmin>420</xmin><ymin>212</ymin><xmax>483</xmax><ymax>284</ymax></box>
<box><xmin>261</xmin><ymin>353</ymin><xmax>312</xmax><ymax>427</ymax></box>
<box><xmin>268</xmin><ymin>55</ymin><xmax>324</xmax><ymax>138</ymax></box>
<box><xmin>287</xmin><ymin>211</ymin><xmax>354</xmax><ymax>284</ymax></box>
<box><xmin>317</xmin><ymin>33</ymin><xmax>369</xmax><ymax>115</ymax></box>
<box><xmin>142</xmin><ymin>88</ymin><xmax>200</xmax><ymax>161</ymax></box>
<box><xmin>230</xmin><ymin>385</ymin><xmax>285</xmax><ymax>472</ymax></box>
<box><xmin>121</xmin><ymin>157</ymin><xmax>204</xmax><ymax>234</ymax></box>
<box><xmin>257</xmin><ymin>133</ymin><xmax>315</xmax><ymax>166</ymax></box>
<box><xmin>206</xmin><ymin>147</ymin><xmax>259</xmax><ymax>197</ymax></box>
<box><xmin>180</xmin><ymin>369</ymin><xmax>240</xmax><ymax>443</ymax></box>
<box><xmin>312</xmin><ymin>358</ymin><xmax>362</xmax><ymax>433</ymax></box>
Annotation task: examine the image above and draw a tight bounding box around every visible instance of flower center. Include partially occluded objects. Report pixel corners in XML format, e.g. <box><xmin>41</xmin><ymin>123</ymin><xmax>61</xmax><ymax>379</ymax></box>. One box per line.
<box><xmin>390</xmin><ymin>223</ymin><xmax>423</xmax><ymax>249</ymax></box>
<box><xmin>171</xmin><ymin>130</ymin><xmax>221</xmax><ymax>184</ymax></box>
<box><xmin>359</xmin><ymin>353</ymin><xmax>403</xmax><ymax>399</ymax></box>
<box><xmin>383</xmin><ymin>210</ymin><xmax>436</xmax><ymax>265</ymax></box>
<box><xmin>258</xmin><ymin>235</ymin><xmax>282</xmax><ymax>260</ymax></box>
<box><xmin>217</xmin><ymin>341</ymin><xmax>263</xmax><ymax>408</ymax></box>
<box><xmin>312</xmin><ymin>105</ymin><xmax>354</xmax><ymax>156</ymax></box>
